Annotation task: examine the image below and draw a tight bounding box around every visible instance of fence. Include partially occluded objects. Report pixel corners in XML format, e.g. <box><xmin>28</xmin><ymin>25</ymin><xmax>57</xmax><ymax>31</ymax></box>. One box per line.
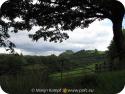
<box><xmin>95</xmin><ymin>57</ymin><xmax>125</xmax><ymax>72</ymax></box>
<box><xmin>95</xmin><ymin>62</ymin><xmax>111</xmax><ymax>72</ymax></box>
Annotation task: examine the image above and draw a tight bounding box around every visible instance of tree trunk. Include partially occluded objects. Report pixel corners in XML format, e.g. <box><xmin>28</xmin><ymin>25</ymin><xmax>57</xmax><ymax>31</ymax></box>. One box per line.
<box><xmin>110</xmin><ymin>1</ymin><xmax>125</xmax><ymax>62</ymax></box>
<box><xmin>112</xmin><ymin>21</ymin><xmax>125</xmax><ymax>68</ymax></box>
<box><xmin>112</xmin><ymin>20</ymin><xmax>125</xmax><ymax>58</ymax></box>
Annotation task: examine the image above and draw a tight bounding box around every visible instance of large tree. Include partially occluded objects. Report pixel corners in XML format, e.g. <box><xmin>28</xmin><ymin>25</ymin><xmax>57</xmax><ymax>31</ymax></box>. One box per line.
<box><xmin>0</xmin><ymin>0</ymin><xmax>125</xmax><ymax>58</ymax></box>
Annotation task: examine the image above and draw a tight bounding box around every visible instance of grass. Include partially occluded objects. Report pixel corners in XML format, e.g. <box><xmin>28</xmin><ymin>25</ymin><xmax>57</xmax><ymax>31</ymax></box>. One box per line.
<box><xmin>95</xmin><ymin>70</ymin><xmax>125</xmax><ymax>94</ymax></box>
<box><xmin>0</xmin><ymin>62</ymin><xmax>125</xmax><ymax>94</ymax></box>
<box><xmin>49</xmin><ymin>70</ymin><xmax>125</xmax><ymax>94</ymax></box>
<box><xmin>49</xmin><ymin>67</ymin><xmax>94</xmax><ymax>80</ymax></box>
<box><xmin>0</xmin><ymin>66</ymin><xmax>49</xmax><ymax>94</ymax></box>
<box><xmin>49</xmin><ymin>62</ymin><xmax>99</xmax><ymax>80</ymax></box>
<box><xmin>49</xmin><ymin>62</ymin><xmax>125</xmax><ymax>94</ymax></box>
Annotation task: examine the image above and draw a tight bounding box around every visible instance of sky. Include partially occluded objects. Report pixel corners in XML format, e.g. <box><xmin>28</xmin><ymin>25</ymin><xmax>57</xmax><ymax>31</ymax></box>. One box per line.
<box><xmin>0</xmin><ymin>0</ymin><xmax>125</xmax><ymax>56</ymax></box>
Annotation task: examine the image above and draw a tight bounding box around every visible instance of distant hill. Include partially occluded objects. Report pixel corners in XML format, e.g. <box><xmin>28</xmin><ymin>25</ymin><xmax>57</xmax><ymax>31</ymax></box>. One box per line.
<box><xmin>59</xmin><ymin>49</ymin><xmax>105</xmax><ymax>69</ymax></box>
<box><xmin>59</xmin><ymin>50</ymin><xmax>74</xmax><ymax>56</ymax></box>
<box><xmin>60</xmin><ymin>49</ymin><xmax>105</xmax><ymax>57</ymax></box>
<box><xmin>0</xmin><ymin>49</ymin><xmax>105</xmax><ymax>74</ymax></box>
<box><xmin>73</xmin><ymin>49</ymin><xmax>105</xmax><ymax>58</ymax></box>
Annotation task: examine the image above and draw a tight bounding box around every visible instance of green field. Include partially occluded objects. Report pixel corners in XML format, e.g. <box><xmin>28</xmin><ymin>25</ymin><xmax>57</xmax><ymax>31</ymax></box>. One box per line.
<box><xmin>0</xmin><ymin>62</ymin><xmax>124</xmax><ymax>94</ymax></box>
<box><xmin>0</xmin><ymin>50</ymin><xmax>124</xmax><ymax>94</ymax></box>
<box><xmin>49</xmin><ymin>64</ymin><xmax>125</xmax><ymax>94</ymax></box>
<box><xmin>49</xmin><ymin>63</ymin><xmax>96</xmax><ymax>79</ymax></box>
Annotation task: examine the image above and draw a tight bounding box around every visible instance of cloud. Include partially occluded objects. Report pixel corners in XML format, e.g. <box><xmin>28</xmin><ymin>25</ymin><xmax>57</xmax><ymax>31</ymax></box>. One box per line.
<box><xmin>0</xmin><ymin>0</ymin><xmax>118</xmax><ymax>55</ymax></box>
<box><xmin>0</xmin><ymin>19</ymin><xmax>113</xmax><ymax>56</ymax></box>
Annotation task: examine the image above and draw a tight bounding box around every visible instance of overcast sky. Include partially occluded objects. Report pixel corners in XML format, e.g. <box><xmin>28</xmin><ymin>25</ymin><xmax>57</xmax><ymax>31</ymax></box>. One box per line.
<box><xmin>0</xmin><ymin>0</ymin><xmax>125</xmax><ymax>56</ymax></box>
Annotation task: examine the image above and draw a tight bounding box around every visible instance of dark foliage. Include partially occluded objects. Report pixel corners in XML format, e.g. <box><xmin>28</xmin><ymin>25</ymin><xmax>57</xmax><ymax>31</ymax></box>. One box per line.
<box><xmin>0</xmin><ymin>0</ymin><xmax>124</xmax><ymax>53</ymax></box>
<box><xmin>107</xmin><ymin>29</ymin><xmax>125</xmax><ymax>59</ymax></box>
<box><xmin>0</xmin><ymin>49</ymin><xmax>105</xmax><ymax>75</ymax></box>
<box><xmin>106</xmin><ymin>29</ymin><xmax>125</xmax><ymax>70</ymax></box>
<box><xmin>0</xmin><ymin>54</ymin><xmax>26</xmax><ymax>75</ymax></box>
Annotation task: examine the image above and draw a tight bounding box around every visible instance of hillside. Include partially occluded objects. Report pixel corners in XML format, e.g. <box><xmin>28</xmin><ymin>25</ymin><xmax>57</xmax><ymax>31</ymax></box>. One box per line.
<box><xmin>58</xmin><ymin>49</ymin><xmax>105</xmax><ymax>69</ymax></box>
<box><xmin>0</xmin><ymin>50</ymin><xmax>124</xmax><ymax>94</ymax></box>
<box><xmin>0</xmin><ymin>49</ymin><xmax>105</xmax><ymax>74</ymax></box>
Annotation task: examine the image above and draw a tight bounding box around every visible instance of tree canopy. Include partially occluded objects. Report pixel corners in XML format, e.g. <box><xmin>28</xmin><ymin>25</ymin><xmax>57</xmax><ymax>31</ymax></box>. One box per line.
<box><xmin>0</xmin><ymin>0</ymin><xmax>124</xmax><ymax>53</ymax></box>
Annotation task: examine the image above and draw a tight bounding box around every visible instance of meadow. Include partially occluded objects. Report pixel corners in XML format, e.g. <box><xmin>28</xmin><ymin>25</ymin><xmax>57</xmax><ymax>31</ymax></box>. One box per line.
<box><xmin>0</xmin><ymin>50</ymin><xmax>124</xmax><ymax>94</ymax></box>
